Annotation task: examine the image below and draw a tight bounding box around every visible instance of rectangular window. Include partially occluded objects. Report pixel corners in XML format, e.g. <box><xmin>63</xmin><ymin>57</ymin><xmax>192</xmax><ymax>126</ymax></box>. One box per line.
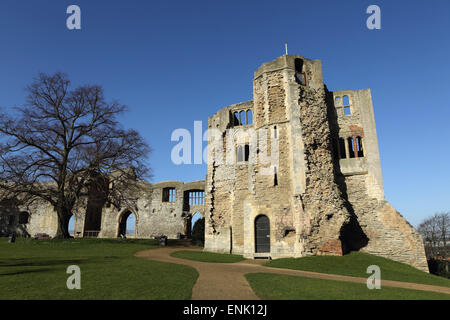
<box><xmin>294</xmin><ymin>58</ymin><xmax>306</xmax><ymax>85</ymax></box>
<box><xmin>344</xmin><ymin>106</ymin><xmax>351</xmax><ymax>115</ymax></box>
<box><xmin>357</xmin><ymin>137</ymin><xmax>364</xmax><ymax>157</ymax></box>
<box><xmin>244</xmin><ymin>144</ymin><xmax>250</xmax><ymax>161</ymax></box>
<box><xmin>246</xmin><ymin>110</ymin><xmax>253</xmax><ymax>124</ymax></box>
<box><xmin>162</xmin><ymin>187</ymin><xmax>176</xmax><ymax>203</ymax></box>
<box><xmin>237</xmin><ymin>145</ymin><xmax>244</xmax><ymax>162</ymax></box>
<box><xmin>343</xmin><ymin>95</ymin><xmax>350</xmax><ymax>106</ymax></box>
<box><xmin>348</xmin><ymin>138</ymin><xmax>356</xmax><ymax>158</ymax></box>
<box><xmin>237</xmin><ymin>144</ymin><xmax>250</xmax><ymax>162</ymax></box>
<box><xmin>233</xmin><ymin>112</ymin><xmax>239</xmax><ymax>126</ymax></box>
<box><xmin>274</xmin><ymin>167</ymin><xmax>278</xmax><ymax>186</ymax></box>
<box><xmin>189</xmin><ymin>191</ymin><xmax>205</xmax><ymax>205</ymax></box>
<box><xmin>343</xmin><ymin>96</ymin><xmax>351</xmax><ymax>115</ymax></box>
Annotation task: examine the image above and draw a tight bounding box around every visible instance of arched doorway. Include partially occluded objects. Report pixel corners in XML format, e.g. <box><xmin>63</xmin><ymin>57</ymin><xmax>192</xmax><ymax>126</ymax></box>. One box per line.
<box><xmin>68</xmin><ymin>215</ymin><xmax>75</xmax><ymax>237</ymax></box>
<box><xmin>255</xmin><ymin>215</ymin><xmax>270</xmax><ymax>253</ymax></box>
<box><xmin>191</xmin><ymin>211</ymin><xmax>203</xmax><ymax>229</ymax></box>
<box><xmin>190</xmin><ymin>212</ymin><xmax>204</xmax><ymax>246</ymax></box>
<box><xmin>117</xmin><ymin>211</ymin><xmax>136</xmax><ymax>238</ymax></box>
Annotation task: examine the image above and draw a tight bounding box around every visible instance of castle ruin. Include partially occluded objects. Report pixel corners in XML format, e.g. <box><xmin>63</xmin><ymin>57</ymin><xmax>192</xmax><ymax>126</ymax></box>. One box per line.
<box><xmin>0</xmin><ymin>54</ymin><xmax>429</xmax><ymax>272</ymax></box>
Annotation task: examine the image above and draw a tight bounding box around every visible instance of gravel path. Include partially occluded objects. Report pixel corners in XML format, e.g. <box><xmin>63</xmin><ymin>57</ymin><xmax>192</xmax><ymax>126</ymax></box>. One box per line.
<box><xmin>134</xmin><ymin>247</ymin><xmax>450</xmax><ymax>300</ymax></box>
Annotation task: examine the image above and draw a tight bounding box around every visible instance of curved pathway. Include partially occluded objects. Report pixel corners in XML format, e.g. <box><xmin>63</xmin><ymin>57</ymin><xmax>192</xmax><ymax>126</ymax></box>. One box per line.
<box><xmin>135</xmin><ymin>247</ymin><xmax>450</xmax><ymax>300</ymax></box>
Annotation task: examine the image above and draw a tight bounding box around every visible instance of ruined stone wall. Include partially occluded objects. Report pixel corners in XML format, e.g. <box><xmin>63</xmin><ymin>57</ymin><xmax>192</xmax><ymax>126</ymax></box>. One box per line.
<box><xmin>204</xmin><ymin>124</ymin><xmax>234</xmax><ymax>252</ymax></box>
<box><xmin>333</xmin><ymin>89</ymin><xmax>384</xmax><ymax>199</ymax></box>
<box><xmin>298</xmin><ymin>84</ymin><xmax>352</xmax><ymax>255</ymax></box>
<box><xmin>343</xmin><ymin>175</ymin><xmax>428</xmax><ymax>271</ymax></box>
<box><xmin>0</xmin><ymin>180</ymin><xmax>205</xmax><ymax>240</ymax></box>
<box><xmin>331</xmin><ymin>89</ymin><xmax>428</xmax><ymax>271</ymax></box>
<box><xmin>100</xmin><ymin>180</ymin><xmax>205</xmax><ymax>239</ymax></box>
<box><xmin>0</xmin><ymin>199</ymin><xmax>58</xmax><ymax>238</ymax></box>
<box><xmin>141</xmin><ymin>181</ymin><xmax>186</xmax><ymax>238</ymax></box>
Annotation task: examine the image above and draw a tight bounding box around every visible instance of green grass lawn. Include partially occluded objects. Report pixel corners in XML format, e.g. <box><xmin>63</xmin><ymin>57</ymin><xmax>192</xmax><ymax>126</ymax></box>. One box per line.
<box><xmin>264</xmin><ymin>252</ymin><xmax>450</xmax><ymax>288</ymax></box>
<box><xmin>245</xmin><ymin>273</ymin><xmax>450</xmax><ymax>300</ymax></box>
<box><xmin>0</xmin><ymin>238</ymin><xmax>198</xmax><ymax>300</ymax></box>
<box><xmin>170</xmin><ymin>250</ymin><xmax>245</xmax><ymax>263</ymax></box>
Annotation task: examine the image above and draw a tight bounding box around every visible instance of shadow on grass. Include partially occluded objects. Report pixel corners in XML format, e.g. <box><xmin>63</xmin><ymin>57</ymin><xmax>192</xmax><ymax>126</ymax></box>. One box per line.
<box><xmin>0</xmin><ymin>258</ymin><xmax>86</xmax><ymax>267</ymax></box>
<box><xmin>0</xmin><ymin>255</ymin><xmax>124</xmax><ymax>268</ymax></box>
<box><xmin>0</xmin><ymin>268</ymin><xmax>53</xmax><ymax>276</ymax></box>
<box><xmin>166</xmin><ymin>239</ymin><xmax>203</xmax><ymax>248</ymax></box>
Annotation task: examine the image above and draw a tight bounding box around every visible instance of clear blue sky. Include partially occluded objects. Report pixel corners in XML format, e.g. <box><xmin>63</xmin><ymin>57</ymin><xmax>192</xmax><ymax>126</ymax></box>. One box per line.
<box><xmin>1</xmin><ymin>0</ymin><xmax>449</xmax><ymax>228</ymax></box>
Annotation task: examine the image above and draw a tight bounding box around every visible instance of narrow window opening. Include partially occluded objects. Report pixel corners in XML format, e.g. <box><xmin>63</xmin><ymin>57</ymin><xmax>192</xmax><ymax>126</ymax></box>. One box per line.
<box><xmin>344</xmin><ymin>106</ymin><xmax>351</xmax><ymax>115</ymax></box>
<box><xmin>294</xmin><ymin>58</ymin><xmax>305</xmax><ymax>85</ymax></box>
<box><xmin>348</xmin><ymin>138</ymin><xmax>356</xmax><ymax>158</ymax></box>
<box><xmin>273</xmin><ymin>126</ymin><xmax>278</xmax><ymax>139</ymax></box>
<box><xmin>356</xmin><ymin>136</ymin><xmax>364</xmax><ymax>157</ymax></box>
<box><xmin>246</xmin><ymin>110</ymin><xmax>253</xmax><ymax>124</ymax></box>
<box><xmin>239</xmin><ymin>111</ymin><xmax>245</xmax><ymax>125</ymax></box>
<box><xmin>343</xmin><ymin>95</ymin><xmax>350</xmax><ymax>106</ymax></box>
<box><xmin>343</xmin><ymin>96</ymin><xmax>351</xmax><ymax>115</ymax></box>
<box><xmin>244</xmin><ymin>144</ymin><xmax>250</xmax><ymax>162</ymax></box>
<box><xmin>233</xmin><ymin>112</ymin><xmax>239</xmax><ymax>126</ymax></box>
<box><xmin>274</xmin><ymin>167</ymin><xmax>278</xmax><ymax>186</ymax></box>
<box><xmin>237</xmin><ymin>145</ymin><xmax>244</xmax><ymax>162</ymax></box>
<box><xmin>237</xmin><ymin>144</ymin><xmax>250</xmax><ymax>162</ymax></box>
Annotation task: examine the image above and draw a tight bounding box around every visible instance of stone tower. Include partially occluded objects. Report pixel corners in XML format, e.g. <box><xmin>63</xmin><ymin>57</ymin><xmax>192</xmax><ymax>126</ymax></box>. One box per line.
<box><xmin>204</xmin><ymin>54</ymin><xmax>428</xmax><ymax>271</ymax></box>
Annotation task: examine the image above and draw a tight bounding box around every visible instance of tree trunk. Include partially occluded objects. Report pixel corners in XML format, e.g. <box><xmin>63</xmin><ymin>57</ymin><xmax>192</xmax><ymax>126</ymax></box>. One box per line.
<box><xmin>54</xmin><ymin>206</ymin><xmax>72</xmax><ymax>239</ymax></box>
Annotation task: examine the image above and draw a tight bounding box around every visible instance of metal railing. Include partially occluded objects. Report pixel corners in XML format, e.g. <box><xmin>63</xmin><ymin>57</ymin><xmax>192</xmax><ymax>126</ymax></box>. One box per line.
<box><xmin>84</xmin><ymin>230</ymin><xmax>100</xmax><ymax>238</ymax></box>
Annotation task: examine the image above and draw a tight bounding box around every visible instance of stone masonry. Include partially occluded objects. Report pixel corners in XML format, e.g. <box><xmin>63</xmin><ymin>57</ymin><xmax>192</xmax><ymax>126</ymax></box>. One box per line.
<box><xmin>203</xmin><ymin>54</ymin><xmax>428</xmax><ymax>272</ymax></box>
<box><xmin>1</xmin><ymin>180</ymin><xmax>206</xmax><ymax>240</ymax></box>
<box><xmin>0</xmin><ymin>53</ymin><xmax>428</xmax><ymax>272</ymax></box>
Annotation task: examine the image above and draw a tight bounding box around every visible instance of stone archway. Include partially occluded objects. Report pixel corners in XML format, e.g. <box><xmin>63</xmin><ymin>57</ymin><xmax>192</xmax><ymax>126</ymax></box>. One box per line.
<box><xmin>189</xmin><ymin>211</ymin><xmax>204</xmax><ymax>246</ymax></box>
<box><xmin>117</xmin><ymin>210</ymin><xmax>137</xmax><ymax>238</ymax></box>
<box><xmin>190</xmin><ymin>211</ymin><xmax>203</xmax><ymax>231</ymax></box>
<box><xmin>185</xmin><ymin>210</ymin><xmax>205</xmax><ymax>238</ymax></box>
<box><xmin>68</xmin><ymin>215</ymin><xmax>76</xmax><ymax>237</ymax></box>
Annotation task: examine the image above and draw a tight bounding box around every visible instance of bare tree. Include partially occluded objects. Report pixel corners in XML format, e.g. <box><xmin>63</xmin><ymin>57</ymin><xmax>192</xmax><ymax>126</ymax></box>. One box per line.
<box><xmin>0</xmin><ymin>72</ymin><xmax>151</xmax><ymax>238</ymax></box>
<box><xmin>418</xmin><ymin>212</ymin><xmax>450</xmax><ymax>258</ymax></box>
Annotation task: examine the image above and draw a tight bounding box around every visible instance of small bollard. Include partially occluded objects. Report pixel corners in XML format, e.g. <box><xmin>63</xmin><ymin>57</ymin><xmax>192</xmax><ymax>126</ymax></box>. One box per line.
<box><xmin>8</xmin><ymin>233</ymin><xmax>16</xmax><ymax>243</ymax></box>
